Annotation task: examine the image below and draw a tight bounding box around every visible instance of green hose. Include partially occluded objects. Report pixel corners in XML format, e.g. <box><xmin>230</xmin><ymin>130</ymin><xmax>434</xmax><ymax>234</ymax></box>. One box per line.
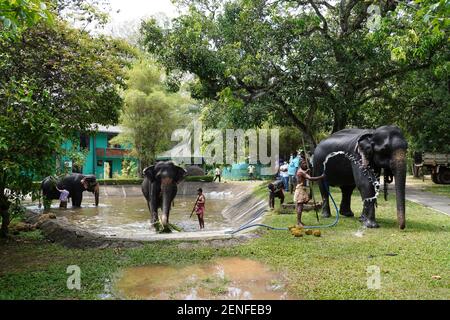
<box><xmin>228</xmin><ymin>180</ymin><xmax>339</xmax><ymax>234</ymax></box>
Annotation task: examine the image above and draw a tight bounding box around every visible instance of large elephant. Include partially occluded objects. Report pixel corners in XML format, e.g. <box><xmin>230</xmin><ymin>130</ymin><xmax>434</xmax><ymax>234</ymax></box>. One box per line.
<box><xmin>41</xmin><ymin>173</ymin><xmax>99</xmax><ymax>208</ymax></box>
<box><xmin>142</xmin><ymin>161</ymin><xmax>187</xmax><ymax>232</ymax></box>
<box><xmin>313</xmin><ymin>125</ymin><xmax>407</xmax><ymax>229</ymax></box>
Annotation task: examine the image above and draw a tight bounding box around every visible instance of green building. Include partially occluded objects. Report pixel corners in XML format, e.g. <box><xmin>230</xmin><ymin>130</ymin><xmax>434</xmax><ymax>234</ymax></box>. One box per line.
<box><xmin>61</xmin><ymin>125</ymin><xmax>137</xmax><ymax>179</ymax></box>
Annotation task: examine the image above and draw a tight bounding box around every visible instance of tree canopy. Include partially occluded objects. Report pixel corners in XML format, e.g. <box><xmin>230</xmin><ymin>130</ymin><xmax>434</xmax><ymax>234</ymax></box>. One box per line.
<box><xmin>111</xmin><ymin>57</ymin><xmax>194</xmax><ymax>172</ymax></box>
<box><xmin>141</xmin><ymin>0</ymin><xmax>448</xmax><ymax>148</ymax></box>
<box><xmin>0</xmin><ymin>1</ymin><xmax>134</xmax><ymax>236</ymax></box>
<box><xmin>0</xmin><ymin>0</ymin><xmax>54</xmax><ymax>35</ymax></box>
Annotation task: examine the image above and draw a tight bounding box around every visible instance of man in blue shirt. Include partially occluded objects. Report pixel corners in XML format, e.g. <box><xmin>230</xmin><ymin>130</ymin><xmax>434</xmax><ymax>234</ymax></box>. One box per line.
<box><xmin>288</xmin><ymin>151</ymin><xmax>300</xmax><ymax>194</ymax></box>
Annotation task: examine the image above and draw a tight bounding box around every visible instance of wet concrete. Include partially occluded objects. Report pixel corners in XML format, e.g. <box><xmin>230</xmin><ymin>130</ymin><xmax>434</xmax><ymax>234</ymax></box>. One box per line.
<box><xmin>113</xmin><ymin>257</ymin><xmax>292</xmax><ymax>300</ymax></box>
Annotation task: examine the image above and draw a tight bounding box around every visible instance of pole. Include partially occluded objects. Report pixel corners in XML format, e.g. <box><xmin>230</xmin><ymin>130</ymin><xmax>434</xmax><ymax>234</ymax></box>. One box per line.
<box><xmin>301</xmin><ymin>136</ymin><xmax>320</xmax><ymax>223</ymax></box>
<box><xmin>189</xmin><ymin>195</ymin><xmax>201</xmax><ymax>218</ymax></box>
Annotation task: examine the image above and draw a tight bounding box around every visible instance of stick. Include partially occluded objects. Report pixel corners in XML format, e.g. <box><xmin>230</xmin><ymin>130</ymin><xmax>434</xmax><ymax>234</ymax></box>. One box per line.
<box><xmin>301</xmin><ymin>136</ymin><xmax>320</xmax><ymax>223</ymax></box>
<box><xmin>189</xmin><ymin>195</ymin><xmax>201</xmax><ymax>218</ymax></box>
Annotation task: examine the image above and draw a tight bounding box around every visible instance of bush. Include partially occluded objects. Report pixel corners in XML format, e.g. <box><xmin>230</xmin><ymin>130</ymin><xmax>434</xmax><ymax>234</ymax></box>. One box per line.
<box><xmin>98</xmin><ymin>178</ymin><xmax>143</xmax><ymax>185</ymax></box>
<box><xmin>184</xmin><ymin>176</ymin><xmax>214</xmax><ymax>182</ymax></box>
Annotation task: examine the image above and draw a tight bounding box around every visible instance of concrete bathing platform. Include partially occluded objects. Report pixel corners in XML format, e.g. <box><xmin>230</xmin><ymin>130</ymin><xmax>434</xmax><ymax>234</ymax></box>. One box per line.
<box><xmin>26</xmin><ymin>181</ymin><xmax>268</xmax><ymax>248</ymax></box>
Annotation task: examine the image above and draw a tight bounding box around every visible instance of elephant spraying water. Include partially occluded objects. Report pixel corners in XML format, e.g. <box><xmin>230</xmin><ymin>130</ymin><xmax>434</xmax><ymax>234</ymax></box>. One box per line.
<box><xmin>313</xmin><ymin>126</ymin><xmax>408</xmax><ymax>229</ymax></box>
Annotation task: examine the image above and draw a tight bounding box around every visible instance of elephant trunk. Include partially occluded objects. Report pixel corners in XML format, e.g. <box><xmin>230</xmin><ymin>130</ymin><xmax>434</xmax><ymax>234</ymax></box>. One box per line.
<box><xmin>161</xmin><ymin>181</ymin><xmax>175</xmax><ymax>230</ymax></box>
<box><xmin>392</xmin><ymin>149</ymin><xmax>406</xmax><ymax>229</ymax></box>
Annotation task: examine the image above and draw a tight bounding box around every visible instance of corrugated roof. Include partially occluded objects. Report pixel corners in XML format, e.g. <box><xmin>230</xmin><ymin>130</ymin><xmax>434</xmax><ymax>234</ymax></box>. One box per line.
<box><xmin>91</xmin><ymin>124</ymin><xmax>123</xmax><ymax>133</ymax></box>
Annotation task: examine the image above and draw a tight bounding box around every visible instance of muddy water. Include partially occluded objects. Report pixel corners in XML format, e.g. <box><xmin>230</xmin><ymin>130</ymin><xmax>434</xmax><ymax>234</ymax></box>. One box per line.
<box><xmin>113</xmin><ymin>258</ymin><xmax>291</xmax><ymax>300</ymax></box>
<box><xmin>43</xmin><ymin>195</ymin><xmax>232</xmax><ymax>236</ymax></box>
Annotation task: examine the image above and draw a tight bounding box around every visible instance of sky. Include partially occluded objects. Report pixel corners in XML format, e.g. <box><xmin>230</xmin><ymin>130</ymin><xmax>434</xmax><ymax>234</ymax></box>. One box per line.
<box><xmin>107</xmin><ymin>0</ymin><xmax>178</xmax><ymax>26</ymax></box>
<box><xmin>93</xmin><ymin>0</ymin><xmax>179</xmax><ymax>38</ymax></box>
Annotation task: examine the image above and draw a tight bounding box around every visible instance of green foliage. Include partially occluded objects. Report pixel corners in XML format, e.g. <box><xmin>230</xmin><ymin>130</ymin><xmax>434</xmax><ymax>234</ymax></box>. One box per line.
<box><xmin>184</xmin><ymin>175</ymin><xmax>214</xmax><ymax>182</ymax></box>
<box><xmin>1</xmin><ymin>21</ymin><xmax>133</xmax><ymax>133</ymax></box>
<box><xmin>0</xmin><ymin>8</ymin><xmax>134</xmax><ymax>235</ymax></box>
<box><xmin>0</xmin><ymin>78</ymin><xmax>63</xmax><ymax>203</ymax></box>
<box><xmin>113</xmin><ymin>159</ymin><xmax>138</xmax><ymax>179</ymax></box>
<box><xmin>58</xmin><ymin>145</ymin><xmax>89</xmax><ymax>175</ymax></box>
<box><xmin>0</xmin><ymin>0</ymin><xmax>54</xmax><ymax>36</ymax></box>
<box><xmin>97</xmin><ymin>178</ymin><xmax>143</xmax><ymax>185</ymax></box>
<box><xmin>111</xmin><ymin>57</ymin><xmax>193</xmax><ymax>170</ymax></box>
<box><xmin>142</xmin><ymin>0</ymin><xmax>448</xmax><ymax>148</ymax></box>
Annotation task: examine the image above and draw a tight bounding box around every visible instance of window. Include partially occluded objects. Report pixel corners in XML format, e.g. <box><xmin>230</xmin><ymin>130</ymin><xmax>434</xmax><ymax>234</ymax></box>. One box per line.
<box><xmin>80</xmin><ymin>134</ymin><xmax>90</xmax><ymax>150</ymax></box>
<box><xmin>107</xmin><ymin>133</ymin><xmax>121</xmax><ymax>149</ymax></box>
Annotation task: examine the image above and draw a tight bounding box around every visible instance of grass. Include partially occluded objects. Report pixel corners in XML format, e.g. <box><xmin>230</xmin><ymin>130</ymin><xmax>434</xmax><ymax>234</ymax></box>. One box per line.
<box><xmin>0</xmin><ymin>181</ymin><xmax>448</xmax><ymax>300</ymax></box>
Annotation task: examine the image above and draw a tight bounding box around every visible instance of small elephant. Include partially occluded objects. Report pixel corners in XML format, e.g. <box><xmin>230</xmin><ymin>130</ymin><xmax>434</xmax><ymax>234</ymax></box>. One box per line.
<box><xmin>41</xmin><ymin>173</ymin><xmax>99</xmax><ymax>209</ymax></box>
<box><xmin>313</xmin><ymin>125</ymin><xmax>407</xmax><ymax>229</ymax></box>
<box><xmin>142</xmin><ymin>161</ymin><xmax>187</xmax><ymax>232</ymax></box>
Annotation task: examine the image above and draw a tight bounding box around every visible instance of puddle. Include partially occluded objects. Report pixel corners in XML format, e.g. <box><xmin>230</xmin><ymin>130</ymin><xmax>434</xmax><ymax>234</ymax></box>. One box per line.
<box><xmin>113</xmin><ymin>257</ymin><xmax>292</xmax><ymax>300</ymax></box>
<box><xmin>27</xmin><ymin>196</ymin><xmax>232</xmax><ymax>237</ymax></box>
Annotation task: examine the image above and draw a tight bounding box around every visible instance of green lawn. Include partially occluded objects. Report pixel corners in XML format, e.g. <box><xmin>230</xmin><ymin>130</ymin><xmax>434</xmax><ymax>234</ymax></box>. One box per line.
<box><xmin>0</xmin><ymin>182</ymin><xmax>448</xmax><ymax>300</ymax></box>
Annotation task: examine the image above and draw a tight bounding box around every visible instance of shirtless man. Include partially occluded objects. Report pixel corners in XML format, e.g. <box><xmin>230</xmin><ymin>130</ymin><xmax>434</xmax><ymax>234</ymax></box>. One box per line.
<box><xmin>195</xmin><ymin>188</ymin><xmax>206</xmax><ymax>229</ymax></box>
<box><xmin>294</xmin><ymin>160</ymin><xmax>325</xmax><ymax>226</ymax></box>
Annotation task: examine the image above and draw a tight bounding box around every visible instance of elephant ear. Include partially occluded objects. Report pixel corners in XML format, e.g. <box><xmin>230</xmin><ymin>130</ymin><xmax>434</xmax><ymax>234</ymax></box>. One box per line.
<box><xmin>174</xmin><ymin>166</ymin><xmax>187</xmax><ymax>183</ymax></box>
<box><xmin>355</xmin><ymin>133</ymin><xmax>374</xmax><ymax>167</ymax></box>
<box><xmin>143</xmin><ymin>165</ymin><xmax>156</xmax><ymax>182</ymax></box>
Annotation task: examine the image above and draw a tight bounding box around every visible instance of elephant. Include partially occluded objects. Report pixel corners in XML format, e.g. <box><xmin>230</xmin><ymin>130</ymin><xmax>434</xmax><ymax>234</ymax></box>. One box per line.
<box><xmin>41</xmin><ymin>173</ymin><xmax>99</xmax><ymax>209</ymax></box>
<box><xmin>313</xmin><ymin>125</ymin><xmax>407</xmax><ymax>229</ymax></box>
<box><xmin>142</xmin><ymin>161</ymin><xmax>187</xmax><ymax>232</ymax></box>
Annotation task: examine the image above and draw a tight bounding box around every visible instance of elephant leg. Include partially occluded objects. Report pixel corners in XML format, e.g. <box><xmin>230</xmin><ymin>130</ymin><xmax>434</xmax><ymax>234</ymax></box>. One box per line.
<box><xmin>150</xmin><ymin>195</ymin><xmax>160</xmax><ymax>230</ymax></box>
<box><xmin>339</xmin><ymin>185</ymin><xmax>355</xmax><ymax>217</ymax></box>
<box><xmin>356</xmin><ymin>183</ymin><xmax>379</xmax><ymax>228</ymax></box>
<box><xmin>43</xmin><ymin>196</ymin><xmax>51</xmax><ymax>210</ymax></box>
<box><xmin>72</xmin><ymin>192</ymin><xmax>82</xmax><ymax>207</ymax></box>
<box><xmin>359</xmin><ymin>200</ymin><xmax>379</xmax><ymax>228</ymax></box>
<box><xmin>78</xmin><ymin>193</ymin><xmax>83</xmax><ymax>207</ymax></box>
<box><xmin>319</xmin><ymin>180</ymin><xmax>331</xmax><ymax>218</ymax></box>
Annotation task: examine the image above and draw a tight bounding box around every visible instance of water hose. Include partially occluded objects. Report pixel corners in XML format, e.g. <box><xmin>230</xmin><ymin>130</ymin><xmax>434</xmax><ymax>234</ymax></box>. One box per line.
<box><xmin>227</xmin><ymin>180</ymin><xmax>340</xmax><ymax>234</ymax></box>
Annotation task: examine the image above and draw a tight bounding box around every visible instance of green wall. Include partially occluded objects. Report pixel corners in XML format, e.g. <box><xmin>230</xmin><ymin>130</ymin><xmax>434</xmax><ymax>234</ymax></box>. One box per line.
<box><xmin>61</xmin><ymin>132</ymin><xmax>137</xmax><ymax>179</ymax></box>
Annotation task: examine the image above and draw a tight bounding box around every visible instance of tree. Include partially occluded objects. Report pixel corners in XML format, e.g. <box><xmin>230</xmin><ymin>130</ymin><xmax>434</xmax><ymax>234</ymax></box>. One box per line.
<box><xmin>141</xmin><ymin>0</ymin><xmax>447</xmax><ymax>147</ymax></box>
<box><xmin>111</xmin><ymin>58</ymin><xmax>193</xmax><ymax>173</ymax></box>
<box><xmin>0</xmin><ymin>0</ymin><xmax>54</xmax><ymax>35</ymax></box>
<box><xmin>0</xmin><ymin>16</ymin><xmax>133</xmax><ymax>236</ymax></box>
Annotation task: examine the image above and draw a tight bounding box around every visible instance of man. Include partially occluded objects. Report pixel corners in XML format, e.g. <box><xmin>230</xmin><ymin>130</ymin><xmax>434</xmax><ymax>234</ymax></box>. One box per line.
<box><xmin>279</xmin><ymin>161</ymin><xmax>289</xmax><ymax>191</ymax></box>
<box><xmin>194</xmin><ymin>188</ymin><xmax>206</xmax><ymax>230</ymax></box>
<box><xmin>288</xmin><ymin>152</ymin><xmax>300</xmax><ymax>194</ymax></box>
<box><xmin>268</xmin><ymin>180</ymin><xmax>285</xmax><ymax>210</ymax></box>
<box><xmin>294</xmin><ymin>160</ymin><xmax>325</xmax><ymax>226</ymax></box>
<box><xmin>56</xmin><ymin>186</ymin><xmax>70</xmax><ymax>208</ymax></box>
<box><xmin>248</xmin><ymin>164</ymin><xmax>256</xmax><ymax>180</ymax></box>
<box><xmin>213</xmin><ymin>167</ymin><xmax>222</xmax><ymax>182</ymax></box>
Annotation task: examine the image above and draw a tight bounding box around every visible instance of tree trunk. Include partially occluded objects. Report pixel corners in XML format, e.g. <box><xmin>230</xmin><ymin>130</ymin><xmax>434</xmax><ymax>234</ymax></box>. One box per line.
<box><xmin>0</xmin><ymin>191</ymin><xmax>10</xmax><ymax>238</ymax></box>
<box><xmin>282</xmin><ymin>105</ymin><xmax>317</xmax><ymax>149</ymax></box>
<box><xmin>332</xmin><ymin>110</ymin><xmax>348</xmax><ymax>133</ymax></box>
